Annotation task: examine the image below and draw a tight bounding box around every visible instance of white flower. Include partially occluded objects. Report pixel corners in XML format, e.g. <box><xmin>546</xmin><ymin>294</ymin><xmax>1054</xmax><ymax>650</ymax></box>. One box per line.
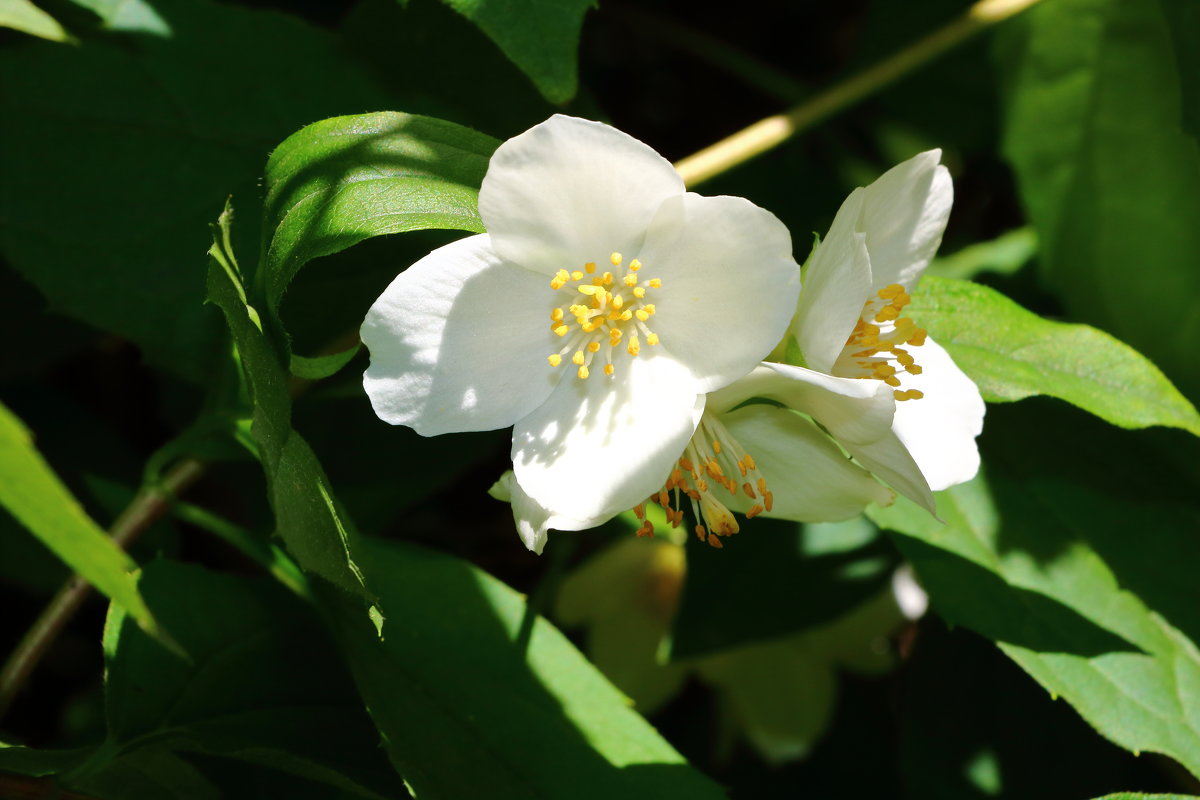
<box><xmin>362</xmin><ymin>115</ymin><xmax>800</xmax><ymax>552</ymax></box>
<box><xmin>786</xmin><ymin>149</ymin><xmax>985</xmax><ymax>495</ymax></box>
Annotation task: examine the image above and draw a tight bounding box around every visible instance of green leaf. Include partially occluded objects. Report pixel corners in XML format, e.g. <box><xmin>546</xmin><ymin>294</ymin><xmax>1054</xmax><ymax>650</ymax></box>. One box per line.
<box><xmin>671</xmin><ymin>516</ymin><xmax>897</xmax><ymax>659</ymax></box>
<box><xmin>289</xmin><ymin>345</ymin><xmax>362</xmax><ymax>381</ymax></box>
<box><xmin>908</xmin><ymin>276</ymin><xmax>1200</xmax><ymax>436</ymax></box>
<box><xmin>926</xmin><ymin>227</ymin><xmax>1037</xmax><ymax>281</ymax></box>
<box><xmin>0</xmin><ymin>0</ymin><xmax>389</xmax><ymax>381</ymax></box>
<box><xmin>0</xmin><ymin>401</ymin><xmax>162</xmax><ymax>640</ymax></box>
<box><xmin>261</xmin><ymin>112</ymin><xmax>497</xmax><ymax>340</ymax></box>
<box><xmin>66</xmin><ymin>0</ymin><xmax>169</xmax><ymax>35</ymax></box>
<box><xmin>0</xmin><ymin>0</ymin><xmax>69</xmax><ymax>41</ymax></box>
<box><xmin>432</xmin><ymin>0</ymin><xmax>592</xmax><ymax>103</ymax></box>
<box><xmin>1094</xmin><ymin>795</ymin><xmax>1200</xmax><ymax>800</ymax></box>
<box><xmin>327</xmin><ymin>537</ymin><xmax>727</xmax><ymax>798</ymax></box>
<box><xmin>996</xmin><ymin>0</ymin><xmax>1200</xmax><ymax>398</ymax></box>
<box><xmin>92</xmin><ymin>558</ymin><xmax>406</xmax><ymax>799</ymax></box>
<box><xmin>870</xmin><ymin>401</ymin><xmax>1200</xmax><ymax>778</ymax></box>
<box><xmin>206</xmin><ymin>205</ymin><xmax>373</xmax><ymax>599</ymax></box>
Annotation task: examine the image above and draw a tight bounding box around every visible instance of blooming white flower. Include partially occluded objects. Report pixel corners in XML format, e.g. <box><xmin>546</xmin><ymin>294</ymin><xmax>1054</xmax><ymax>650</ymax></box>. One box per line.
<box><xmin>362</xmin><ymin>115</ymin><xmax>800</xmax><ymax>552</ymax></box>
<box><xmin>786</xmin><ymin>149</ymin><xmax>985</xmax><ymax>495</ymax></box>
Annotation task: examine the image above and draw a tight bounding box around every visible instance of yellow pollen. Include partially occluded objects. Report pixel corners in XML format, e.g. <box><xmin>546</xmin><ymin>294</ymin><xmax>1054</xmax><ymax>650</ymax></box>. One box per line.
<box><xmin>572</xmin><ymin>351</ymin><xmax>585</xmax><ymax>366</ymax></box>
<box><xmin>878</xmin><ymin>284</ymin><xmax>904</xmax><ymax>298</ymax></box>
<box><xmin>679</xmin><ymin>457</ymin><xmax>694</xmax><ymax>472</ymax></box>
<box><xmin>577</xmin><ymin>365</ymin><xmax>589</xmax><ymax>379</ymax></box>
<box><xmin>635</xmin><ymin>310</ymin><xmax>650</xmax><ymax>322</ymax></box>
<box><xmin>610</xmin><ymin>252</ymin><xmax>622</xmax><ymax>266</ymax></box>
<box><xmin>612</xmin><ymin>295</ymin><xmax>624</xmax><ymax>310</ymax></box>
<box><xmin>553</xmin><ymin>324</ymin><xmax>569</xmax><ymax>337</ymax></box>
<box><xmin>742</xmin><ymin>454</ymin><xmax>756</xmax><ymax>470</ymax></box>
<box><xmin>587</xmin><ymin>341</ymin><xmax>601</xmax><ymax>353</ymax></box>
<box><xmin>629</xmin><ymin>259</ymin><xmax>641</xmax><ymax>271</ymax></box>
<box><xmin>712</xmin><ymin>440</ymin><xmax>721</xmax><ymax>454</ymax></box>
<box><xmin>585</xmin><ymin>262</ymin><xmax>596</xmax><ymax>273</ymax></box>
<box><xmin>620</xmin><ymin>310</ymin><xmax>633</xmax><ymax>321</ymax></box>
<box><xmin>550</xmin><ymin>308</ymin><xmax>563</xmax><ymax>322</ymax></box>
<box><xmin>547</xmin><ymin>354</ymin><xmax>561</xmax><ymax>367</ymax></box>
<box><xmin>746</xmin><ymin>504</ymin><xmax>764</xmax><ymax>519</ymax></box>
<box><xmin>633</xmin><ymin>287</ymin><xmax>646</xmax><ymax>299</ymax></box>
<box><xmin>623</xmin><ymin>273</ymin><xmax>638</xmax><ymax>287</ymax></box>
<box><xmin>643</xmin><ymin>304</ymin><xmax>656</xmax><ymax>315</ymax></box>
<box><xmin>602</xmin><ymin>271</ymin><xmax>614</xmax><ymax>286</ymax></box>
<box><xmin>895</xmin><ymin>389</ymin><xmax>925</xmax><ymax>401</ymax></box>
<box><xmin>628</xmin><ymin>336</ymin><xmax>641</xmax><ymax>356</ymax></box>
<box><xmin>708</xmin><ymin>534</ymin><xmax>724</xmax><ymax>549</ymax></box>
<box><xmin>742</xmin><ymin>481</ymin><xmax>755</xmax><ymax>499</ymax></box>
<box><xmin>763</xmin><ymin>491</ymin><xmax>774</xmax><ymax>512</ymax></box>
<box><xmin>577</xmin><ymin>284</ymin><xmax>601</xmax><ymax>296</ymax></box>
<box><xmin>571</xmin><ymin>270</ymin><xmax>584</xmax><ymax>281</ymax></box>
<box><xmin>646</xmin><ymin>333</ymin><xmax>659</xmax><ymax>346</ymax></box>
<box><xmin>603</xmin><ymin>363</ymin><xmax>615</xmax><ymax>376</ymax></box>
<box><xmin>647</xmin><ymin>278</ymin><xmax>662</xmax><ymax>289</ymax></box>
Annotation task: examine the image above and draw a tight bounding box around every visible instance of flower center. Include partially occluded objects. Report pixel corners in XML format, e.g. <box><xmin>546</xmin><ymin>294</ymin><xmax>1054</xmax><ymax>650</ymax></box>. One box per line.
<box><xmin>545</xmin><ymin>252</ymin><xmax>664</xmax><ymax>379</ymax></box>
<box><xmin>632</xmin><ymin>414</ymin><xmax>773</xmax><ymax>549</ymax></box>
<box><xmin>840</xmin><ymin>283</ymin><xmax>928</xmax><ymax>401</ymax></box>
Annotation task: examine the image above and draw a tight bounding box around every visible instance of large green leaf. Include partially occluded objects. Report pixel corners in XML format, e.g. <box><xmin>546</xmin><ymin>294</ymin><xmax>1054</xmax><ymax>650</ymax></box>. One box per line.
<box><xmin>66</xmin><ymin>0</ymin><xmax>169</xmax><ymax>35</ymax></box>
<box><xmin>83</xmin><ymin>558</ymin><xmax>407</xmax><ymax>799</ymax></box>
<box><xmin>996</xmin><ymin>0</ymin><xmax>1200</xmax><ymax>399</ymax></box>
<box><xmin>260</xmin><ymin>111</ymin><xmax>497</xmax><ymax>357</ymax></box>
<box><xmin>670</xmin><ymin>516</ymin><xmax>898</xmax><ymax>659</ymax></box>
<box><xmin>206</xmin><ymin>205</ymin><xmax>372</xmax><ymax>599</ymax></box>
<box><xmin>327</xmin><ymin>537</ymin><xmax>727</xmax><ymax>799</ymax></box>
<box><xmin>0</xmin><ymin>401</ymin><xmax>161</xmax><ymax>639</ymax></box>
<box><xmin>909</xmin><ymin>276</ymin><xmax>1200</xmax><ymax>436</ymax></box>
<box><xmin>432</xmin><ymin>0</ymin><xmax>592</xmax><ymax>103</ymax></box>
<box><xmin>870</xmin><ymin>401</ymin><xmax>1200</xmax><ymax>778</ymax></box>
<box><xmin>0</xmin><ymin>0</ymin><xmax>388</xmax><ymax>381</ymax></box>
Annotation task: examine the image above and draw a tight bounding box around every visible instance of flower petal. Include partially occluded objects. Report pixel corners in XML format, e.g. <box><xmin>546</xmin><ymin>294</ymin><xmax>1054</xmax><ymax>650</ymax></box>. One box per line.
<box><xmin>638</xmin><ymin>193</ymin><xmax>800</xmax><ymax>392</ymax></box>
<box><xmin>720</xmin><ymin>404</ymin><xmax>894</xmax><ymax>521</ymax></box>
<box><xmin>490</xmin><ymin>471</ymin><xmax>600</xmax><ymax>554</ymax></box>
<box><xmin>361</xmin><ymin>234</ymin><xmax>558</xmax><ymax>436</ymax></box>
<box><xmin>792</xmin><ymin>189</ymin><xmax>874</xmax><ymax>373</ymax></box>
<box><xmin>889</xmin><ymin>336</ymin><xmax>985</xmax><ymax>491</ymax></box>
<box><xmin>512</xmin><ymin>351</ymin><xmax>704</xmax><ymax>522</ymax></box>
<box><xmin>478</xmin><ymin>115</ymin><xmax>685</xmax><ymax>275</ymax></box>
<box><xmin>858</xmin><ymin>149</ymin><xmax>952</xmax><ymax>291</ymax></box>
<box><xmin>707</xmin><ymin>363</ymin><xmax>894</xmax><ymax>446</ymax></box>
<box><xmin>842</xmin><ymin>432</ymin><xmax>935</xmax><ymax>515</ymax></box>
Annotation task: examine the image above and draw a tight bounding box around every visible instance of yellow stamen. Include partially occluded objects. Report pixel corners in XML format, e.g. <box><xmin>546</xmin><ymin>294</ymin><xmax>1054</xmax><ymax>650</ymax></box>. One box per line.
<box><xmin>547</xmin><ymin>354</ymin><xmax>561</xmax><ymax>366</ymax></box>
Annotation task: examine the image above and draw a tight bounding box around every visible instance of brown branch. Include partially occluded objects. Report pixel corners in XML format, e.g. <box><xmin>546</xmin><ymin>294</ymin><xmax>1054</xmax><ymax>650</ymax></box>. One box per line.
<box><xmin>0</xmin><ymin>458</ymin><xmax>205</xmax><ymax>721</ymax></box>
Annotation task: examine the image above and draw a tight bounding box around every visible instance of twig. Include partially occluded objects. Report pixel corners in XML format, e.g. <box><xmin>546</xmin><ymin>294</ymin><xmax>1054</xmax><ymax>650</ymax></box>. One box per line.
<box><xmin>673</xmin><ymin>0</ymin><xmax>1043</xmax><ymax>187</ymax></box>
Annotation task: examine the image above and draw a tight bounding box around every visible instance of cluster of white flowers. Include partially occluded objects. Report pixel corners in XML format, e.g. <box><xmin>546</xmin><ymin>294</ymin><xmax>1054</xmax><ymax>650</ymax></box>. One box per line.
<box><xmin>361</xmin><ymin>115</ymin><xmax>984</xmax><ymax>554</ymax></box>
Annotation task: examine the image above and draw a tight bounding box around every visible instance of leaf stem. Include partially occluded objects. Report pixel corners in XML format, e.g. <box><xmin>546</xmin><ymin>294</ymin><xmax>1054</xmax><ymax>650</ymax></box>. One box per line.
<box><xmin>673</xmin><ymin>0</ymin><xmax>1043</xmax><ymax>187</ymax></box>
<box><xmin>0</xmin><ymin>458</ymin><xmax>205</xmax><ymax>722</ymax></box>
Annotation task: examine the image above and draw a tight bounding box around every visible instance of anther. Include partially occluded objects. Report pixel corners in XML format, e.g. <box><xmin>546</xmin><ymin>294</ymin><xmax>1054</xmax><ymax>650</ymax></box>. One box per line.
<box><xmin>577</xmin><ymin>366</ymin><xmax>589</xmax><ymax>379</ymax></box>
<box><xmin>647</xmin><ymin>278</ymin><xmax>662</xmax><ymax>289</ymax></box>
<box><xmin>646</xmin><ymin>333</ymin><xmax>659</xmax><ymax>346</ymax></box>
<box><xmin>547</xmin><ymin>354</ymin><xmax>562</xmax><ymax>366</ymax></box>
<box><xmin>610</xmin><ymin>252</ymin><xmax>622</xmax><ymax>266</ymax></box>
<box><xmin>629</xmin><ymin>259</ymin><xmax>641</xmax><ymax>271</ymax></box>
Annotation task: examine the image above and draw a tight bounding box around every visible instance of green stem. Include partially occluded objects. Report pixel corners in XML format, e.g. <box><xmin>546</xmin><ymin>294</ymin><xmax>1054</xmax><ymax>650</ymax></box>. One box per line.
<box><xmin>171</xmin><ymin>500</ymin><xmax>311</xmax><ymax>600</ymax></box>
<box><xmin>673</xmin><ymin>0</ymin><xmax>1043</xmax><ymax>187</ymax></box>
<box><xmin>0</xmin><ymin>459</ymin><xmax>205</xmax><ymax>723</ymax></box>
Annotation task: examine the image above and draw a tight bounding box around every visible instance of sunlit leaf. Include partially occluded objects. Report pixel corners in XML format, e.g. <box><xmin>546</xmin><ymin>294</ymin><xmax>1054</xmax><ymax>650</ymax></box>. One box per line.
<box><xmin>871</xmin><ymin>401</ymin><xmax>1200</xmax><ymax>778</ymax></box>
<box><xmin>327</xmin><ymin>537</ymin><xmax>727</xmax><ymax>799</ymax></box>
<box><xmin>0</xmin><ymin>0</ymin><xmax>69</xmax><ymax>41</ymax></box>
<box><xmin>0</xmin><ymin>401</ymin><xmax>162</xmax><ymax>640</ymax></box>
<box><xmin>909</xmin><ymin>276</ymin><xmax>1200</xmax><ymax>436</ymax></box>
<box><xmin>996</xmin><ymin>0</ymin><xmax>1200</xmax><ymax>398</ymax></box>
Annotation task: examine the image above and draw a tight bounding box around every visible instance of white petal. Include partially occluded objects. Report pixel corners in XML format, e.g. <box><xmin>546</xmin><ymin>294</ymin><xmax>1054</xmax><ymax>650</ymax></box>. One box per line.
<box><xmin>491</xmin><ymin>471</ymin><xmax>600</xmax><ymax>554</ymax></box>
<box><xmin>708</xmin><ymin>363</ymin><xmax>895</xmax><ymax>446</ymax></box>
<box><xmin>361</xmin><ymin>234</ymin><xmax>558</xmax><ymax>436</ymax></box>
<box><xmin>889</xmin><ymin>336</ymin><xmax>984</xmax><ymax>491</ymax></box>
<box><xmin>720</xmin><ymin>405</ymin><xmax>894</xmax><ymax>521</ymax></box>
<box><xmin>792</xmin><ymin>189</ymin><xmax>874</xmax><ymax>373</ymax></box>
<box><xmin>478</xmin><ymin>115</ymin><xmax>685</xmax><ymax>275</ymax></box>
<box><xmin>843</xmin><ymin>432</ymin><xmax>936</xmax><ymax>515</ymax></box>
<box><xmin>637</xmin><ymin>193</ymin><xmax>800</xmax><ymax>391</ymax></box>
<box><xmin>859</xmin><ymin>150</ymin><xmax>952</xmax><ymax>291</ymax></box>
<box><xmin>512</xmin><ymin>351</ymin><xmax>704</xmax><ymax>522</ymax></box>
